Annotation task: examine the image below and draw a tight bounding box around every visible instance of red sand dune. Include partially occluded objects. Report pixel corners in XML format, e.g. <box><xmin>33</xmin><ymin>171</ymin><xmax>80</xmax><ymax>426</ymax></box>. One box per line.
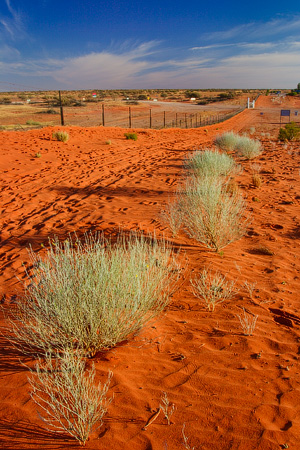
<box><xmin>0</xmin><ymin>96</ymin><xmax>300</xmax><ymax>449</ymax></box>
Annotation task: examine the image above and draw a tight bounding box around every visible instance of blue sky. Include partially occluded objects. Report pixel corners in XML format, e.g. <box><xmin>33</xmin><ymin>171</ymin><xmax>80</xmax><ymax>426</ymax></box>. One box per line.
<box><xmin>1</xmin><ymin>0</ymin><xmax>300</xmax><ymax>91</ymax></box>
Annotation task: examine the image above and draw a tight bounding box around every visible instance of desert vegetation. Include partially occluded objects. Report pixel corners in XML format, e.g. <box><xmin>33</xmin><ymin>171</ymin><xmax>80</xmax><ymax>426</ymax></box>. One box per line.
<box><xmin>7</xmin><ymin>232</ymin><xmax>180</xmax><ymax>357</ymax></box>
<box><xmin>0</xmin><ymin>93</ymin><xmax>299</xmax><ymax>449</ymax></box>
<box><xmin>162</xmin><ymin>147</ymin><xmax>249</xmax><ymax>251</ymax></box>
<box><xmin>53</xmin><ymin>130</ymin><xmax>69</xmax><ymax>142</ymax></box>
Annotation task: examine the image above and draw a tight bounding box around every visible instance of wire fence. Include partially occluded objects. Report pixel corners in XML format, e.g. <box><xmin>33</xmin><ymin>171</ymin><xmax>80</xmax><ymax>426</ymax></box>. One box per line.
<box><xmin>97</xmin><ymin>105</ymin><xmax>246</xmax><ymax>129</ymax></box>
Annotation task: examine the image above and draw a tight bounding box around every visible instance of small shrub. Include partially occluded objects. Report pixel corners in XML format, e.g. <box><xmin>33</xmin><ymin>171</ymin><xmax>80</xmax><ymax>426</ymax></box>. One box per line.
<box><xmin>252</xmin><ymin>173</ymin><xmax>262</xmax><ymax>187</ymax></box>
<box><xmin>278</xmin><ymin>122</ymin><xmax>300</xmax><ymax>141</ymax></box>
<box><xmin>236</xmin><ymin>307</ymin><xmax>258</xmax><ymax>335</ymax></box>
<box><xmin>191</xmin><ymin>268</ymin><xmax>236</xmax><ymax>311</ymax></box>
<box><xmin>7</xmin><ymin>232</ymin><xmax>180</xmax><ymax>356</ymax></box>
<box><xmin>184</xmin><ymin>149</ymin><xmax>240</xmax><ymax>179</ymax></box>
<box><xmin>235</xmin><ymin>136</ymin><xmax>263</xmax><ymax>159</ymax></box>
<box><xmin>53</xmin><ymin>131</ymin><xmax>69</xmax><ymax>142</ymax></box>
<box><xmin>179</xmin><ymin>177</ymin><xmax>249</xmax><ymax>251</ymax></box>
<box><xmin>215</xmin><ymin>132</ymin><xmax>240</xmax><ymax>152</ymax></box>
<box><xmin>29</xmin><ymin>351</ymin><xmax>112</xmax><ymax>445</ymax></box>
<box><xmin>160</xmin><ymin>392</ymin><xmax>175</xmax><ymax>425</ymax></box>
<box><xmin>160</xmin><ymin>198</ymin><xmax>183</xmax><ymax>237</ymax></box>
<box><xmin>40</xmin><ymin>109</ymin><xmax>59</xmax><ymax>115</ymax></box>
<box><xmin>35</xmin><ymin>152</ymin><xmax>42</xmax><ymax>158</ymax></box>
<box><xmin>105</xmin><ymin>140</ymin><xmax>112</xmax><ymax>145</ymax></box>
<box><xmin>124</xmin><ymin>132</ymin><xmax>138</xmax><ymax>141</ymax></box>
<box><xmin>26</xmin><ymin>120</ymin><xmax>42</xmax><ymax>126</ymax></box>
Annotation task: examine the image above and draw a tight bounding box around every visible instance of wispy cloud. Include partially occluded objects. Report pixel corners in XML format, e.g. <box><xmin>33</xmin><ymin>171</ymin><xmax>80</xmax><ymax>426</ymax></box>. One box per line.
<box><xmin>0</xmin><ymin>0</ymin><xmax>25</xmax><ymax>40</ymax></box>
<box><xmin>203</xmin><ymin>15</ymin><xmax>300</xmax><ymax>43</ymax></box>
<box><xmin>1</xmin><ymin>15</ymin><xmax>300</xmax><ymax>90</ymax></box>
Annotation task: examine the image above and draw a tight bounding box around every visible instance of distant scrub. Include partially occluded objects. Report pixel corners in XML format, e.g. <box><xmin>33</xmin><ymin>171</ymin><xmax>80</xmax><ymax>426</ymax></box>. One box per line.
<box><xmin>124</xmin><ymin>132</ymin><xmax>138</xmax><ymax>141</ymax></box>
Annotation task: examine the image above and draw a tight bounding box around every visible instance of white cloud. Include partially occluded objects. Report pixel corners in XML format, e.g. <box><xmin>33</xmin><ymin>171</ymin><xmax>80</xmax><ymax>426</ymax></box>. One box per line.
<box><xmin>1</xmin><ymin>14</ymin><xmax>300</xmax><ymax>90</ymax></box>
<box><xmin>203</xmin><ymin>16</ymin><xmax>300</xmax><ymax>43</ymax></box>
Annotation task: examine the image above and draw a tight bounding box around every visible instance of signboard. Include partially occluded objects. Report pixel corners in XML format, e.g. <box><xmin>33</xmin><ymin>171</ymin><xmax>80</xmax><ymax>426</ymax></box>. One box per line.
<box><xmin>280</xmin><ymin>109</ymin><xmax>291</xmax><ymax>124</ymax></box>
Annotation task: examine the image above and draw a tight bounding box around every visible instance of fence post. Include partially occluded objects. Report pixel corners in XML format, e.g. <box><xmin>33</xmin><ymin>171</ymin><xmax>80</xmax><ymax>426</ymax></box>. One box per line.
<box><xmin>175</xmin><ymin>113</ymin><xmax>178</xmax><ymax>127</ymax></box>
<box><xmin>185</xmin><ymin>113</ymin><xmax>187</xmax><ymax>128</ymax></box>
<box><xmin>58</xmin><ymin>90</ymin><xmax>64</xmax><ymax>126</ymax></box>
<box><xmin>149</xmin><ymin>109</ymin><xmax>152</xmax><ymax>128</ymax></box>
<box><xmin>102</xmin><ymin>103</ymin><xmax>105</xmax><ymax>126</ymax></box>
<box><xmin>163</xmin><ymin>111</ymin><xmax>166</xmax><ymax>128</ymax></box>
<box><xmin>129</xmin><ymin>107</ymin><xmax>132</xmax><ymax>128</ymax></box>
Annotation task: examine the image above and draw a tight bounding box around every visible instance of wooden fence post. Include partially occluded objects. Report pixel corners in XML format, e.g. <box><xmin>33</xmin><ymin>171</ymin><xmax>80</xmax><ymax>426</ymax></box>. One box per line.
<box><xmin>58</xmin><ymin>90</ymin><xmax>64</xmax><ymax>126</ymax></box>
<box><xmin>129</xmin><ymin>107</ymin><xmax>132</xmax><ymax>128</ymax></box>
<box><xmin>149</xmin><ymin>109</ymin><xmax>152</xmax><ymax>128</ymax></box>
<box><xmin>163</xmin><ymin>111</ymin><xmax>166</xmax><ymax>128</ymax></box>
<box><xmin>102</xmin><ymin>103</ymin><xmax>105</xmax><ymax>126</ymax></box>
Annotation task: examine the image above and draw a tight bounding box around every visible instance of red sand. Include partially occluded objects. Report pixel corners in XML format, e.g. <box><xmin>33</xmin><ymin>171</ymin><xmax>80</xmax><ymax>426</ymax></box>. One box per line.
<box><xmin>0</xmin><ymin>96</ymin><xmax>300</xmax><ymax>449</ymax></box>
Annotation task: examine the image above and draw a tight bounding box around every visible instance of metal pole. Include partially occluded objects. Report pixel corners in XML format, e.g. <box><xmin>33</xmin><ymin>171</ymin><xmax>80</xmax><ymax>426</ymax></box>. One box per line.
<box><xmin>58</xmin><ymin>90</ymin><xmax>64</xmax><ymax>126</ymax></box>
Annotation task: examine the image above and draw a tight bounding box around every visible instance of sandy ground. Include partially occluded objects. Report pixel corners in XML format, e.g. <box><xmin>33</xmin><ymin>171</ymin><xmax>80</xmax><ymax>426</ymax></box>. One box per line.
<box><xmin>0</xmin><ymin>95</ymin><xmax>300</xmax><ymax>449</ymax></box>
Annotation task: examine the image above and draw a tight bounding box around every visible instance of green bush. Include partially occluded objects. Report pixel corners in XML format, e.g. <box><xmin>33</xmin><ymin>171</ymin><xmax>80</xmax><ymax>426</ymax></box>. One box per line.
<box><xmin>278</xmin><ymin>122</ymin><xmax>300</xmax><ymax>141</ymax></box>
<box><xmin>26</xmin><ymin>120</ymin><xmax>43</xmax><ymax>126</ymax></box>
<box><xmin>53</xmin><ymin>131</ymin><xmax>69</xmax><ymax>142</ymax></box>
<box><xmin>8</xmin><ymin>232</ymin><xmax>180</xmax><ymax>356</ymax></box>
<box><xmin>124</xmin><ymin>132</ymin><xmax>138</xmax><ymax>141</ymax></box>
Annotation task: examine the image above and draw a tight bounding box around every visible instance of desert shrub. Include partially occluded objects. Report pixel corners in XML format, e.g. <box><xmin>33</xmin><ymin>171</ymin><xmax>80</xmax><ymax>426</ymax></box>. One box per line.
<box><xmin>278</xmin><ymin>122</ymin><xmax>300</xmax><ymax>141</ymax></box>
<box><xmin>252</xmin><ymin>173</ymin><xmax>262</xmax><ymax>187</ymax></box>
<box><xmin>214</xmin><ymin>132</ymin><xmax>240</xmax><ymax>152</ymax></box>
<box><xmin>179</xmin><ymin>177</ymin><xmax>248</xmax><ymax>251</ymax></box>
<box><xmin>235</xmin><ymin>136</ymin><xmax>262</xmax><ymax>159</ymax></box>
<box><xmin>236</xmin><ymin>307</ymin><xmax>258</xmax><ymax>335</ymax></box>
<box><xmin>160</xmin><ymin>198</ymin><xmax>183</xmax><ymax>237</ymax></box>
<box><xmin>26</xmin><ymin>120</ymin><xmax>43</xmax><ymax>126</ymax></box>
<box><xmin>8</xmin><ymin>232</ymin><xmax>180</xmax><ymax>356</ymax></box>
<box><xmin>191</xmin><ymin>268</ymin><xmax>236</xmax><ymax>311</ymax></box>
<box><xmin>184</xmin><ymin>149</ymin><xmax>240</xmax><ymax>178</ymax></box>
<box><xmin>124</xmin><ymin>132</ymin><xmax>138</xmax><ymax>141</ymax></box>
<box><xmin>53</xmin><ymin>131</ymin><xmax>69</xmax><ymax>142</ymax></box>
<box><xmin>40</xmin><ymin>109</ymin><xmax>59</xmax><ymax>114</ymax></box>
<box><xmin>29</xmin><ymin>351</ymin><xmax>112</xmax><ymax>445</ymax></box>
